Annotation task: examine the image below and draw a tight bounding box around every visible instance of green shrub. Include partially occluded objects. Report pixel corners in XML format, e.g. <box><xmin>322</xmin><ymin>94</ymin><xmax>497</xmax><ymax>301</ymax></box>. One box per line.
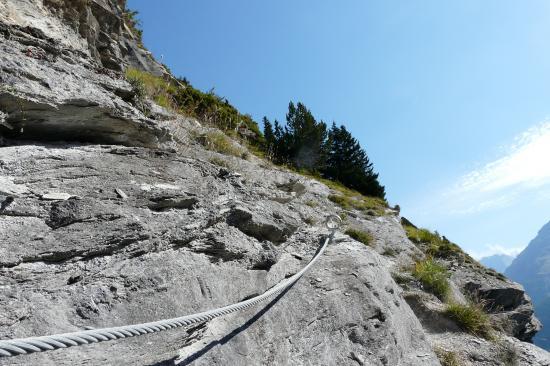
<box><xmin>412</xmin><ymin>258</ymin><xmax>451</xmax><ymax>300</ymax></box>
<box><xmin>124</xmin><ymin>68</ymin><xmax>262</xmax><ymax>145</ymax></box>
<box><xmin>345</xmin><ymin>228</ymin><xmax>373</xmax><ymax>246</ymax></box>
<box><xmin>444</xmin><ymin>302</ymin><xmax>493</xmax><ymax>339</ymax></box>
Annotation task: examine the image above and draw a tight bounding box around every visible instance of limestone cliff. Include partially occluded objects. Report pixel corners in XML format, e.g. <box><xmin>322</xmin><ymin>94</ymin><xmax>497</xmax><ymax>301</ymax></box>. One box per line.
<box><xmin>0</xmin><ymin>1</ymin><xmax>549</xmax><ymax>365</ymax></box>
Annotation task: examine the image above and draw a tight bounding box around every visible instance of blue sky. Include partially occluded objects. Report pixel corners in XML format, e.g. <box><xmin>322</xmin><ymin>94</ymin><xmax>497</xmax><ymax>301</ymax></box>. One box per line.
<box><xmin>128</xmin><ymin>0</ymin><xmax>550</xmax><ymax>258</ymax></box>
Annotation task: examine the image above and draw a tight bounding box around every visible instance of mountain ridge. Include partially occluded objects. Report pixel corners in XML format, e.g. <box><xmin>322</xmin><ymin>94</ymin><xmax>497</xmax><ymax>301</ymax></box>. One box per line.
<box><xmin>480</xmin><ymin>254</ymin><xmax>515</xmax><ymax>273</ymax></box>
<box><xmin>506</xmin><ymin>220</ymin><xmax>550</xmax><ymax>350</ymax></box>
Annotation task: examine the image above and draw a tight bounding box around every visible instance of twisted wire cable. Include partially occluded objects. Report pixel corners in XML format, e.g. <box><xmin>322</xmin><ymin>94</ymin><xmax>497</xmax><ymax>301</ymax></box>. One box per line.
<box><xmin>0</xmin><ymin>216</ymin><xmax>340</xmax><ymax>358</ymax></box>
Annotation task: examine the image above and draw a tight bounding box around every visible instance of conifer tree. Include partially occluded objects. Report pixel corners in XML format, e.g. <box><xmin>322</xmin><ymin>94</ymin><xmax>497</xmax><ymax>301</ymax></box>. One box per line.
<box><xmin>324</xmin><ymin>123</ymin><xmax>385</xmax><ymax>198</ymax></box>
<box><xmin>261</xmin><ymin>102</ymin><xmax>385</xmax><ymax>199</ymax></box>
<box><xmin>263</xmin><ymin>117</ymin><xmax>275</xmax><ymax>158</ymax></box>
<box><xmin>283</xmin><ymin>102</ymin><xmax>327</xmax><ymax>170</ymax></box>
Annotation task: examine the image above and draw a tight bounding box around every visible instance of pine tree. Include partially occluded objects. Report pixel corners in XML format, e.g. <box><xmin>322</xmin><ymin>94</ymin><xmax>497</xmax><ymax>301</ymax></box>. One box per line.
<box><xmin>260</xmin><ymin>102</ymin><xmax>385</xmax><ymax>199</ymax></box>
<box><xmin>283</xmin><ymin>102</ymin><xmax>327</xmax><ymax>170</ymax></box>
<box><xmin>263</xmin><ymin>117</ymin><xmax>275</xmax><ymax>158</ymax></box>
<box><xmin>324</xmin><ymin>123</ymin><xmax>385</xmax><ymax>198</ymax></box>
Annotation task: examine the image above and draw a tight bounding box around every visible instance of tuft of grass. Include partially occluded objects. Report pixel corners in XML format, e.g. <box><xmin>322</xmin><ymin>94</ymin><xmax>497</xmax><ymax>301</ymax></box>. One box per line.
<box><xmin>287</xmin><ymin>168</ymin><xmax>387</xmax><ymax>216</ymax></box>
<box><xmin>404</xmin><ymin>225</ymin><xmax>474</xmax><ymax>263</ymax></box>
<box><xmin>434</xmin><ymin>348</ymin><xmax>461</xmax><ymax>366</ymax></box>
<box><xmin>328</xmin><ymin>194</ymin><xmax>387</xmax><ymax>216</ymax></box>
<box><xmin>345</xmin><ymin>228</ymin><xmax>373</xmax><ymax>246</ymax></box>
<box><xmin>124</xmin><ymin>68</ymin><xmax>263</xmax><ymax>144</ymax></box>
<box><xmin>497</xmin><ymin>343</ymin><xmax>519</xmax><ymax>366</ymax></box>
<box><xmin>444</xmin><ymin>302</ymin><xmax>493</xmax><ymax>339</ymax></box>
<box><xmin>412</xmin><ymin>258</ymin><xmax>451</xmax><ymax>301</ymax></box>
<box><xmin>303</xmin><ymin>216</ymin><xmax>316</xmax><ymax>226</ymax></box>
<box><xmin>195</xmin><ymin>130</ymin><xmax>244</xmax><ymax>157</ymax></box>
<box><xmin>125</xmin><ymin>68</ymin><xmax>177</xmax><ymax>113</ymax></box>
<box><xmin>404</xmin><ymin>226</ymin><xmax>439</xmax><ymax>244</ymax></box>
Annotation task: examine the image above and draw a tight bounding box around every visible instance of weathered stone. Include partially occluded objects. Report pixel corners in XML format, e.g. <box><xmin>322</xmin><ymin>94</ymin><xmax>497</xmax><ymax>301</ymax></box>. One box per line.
<box><xmin>0</xmin><ymin>0</ymin><xmax>171</xmax><ymax>147</ymax></box>
<box><xmin>0</xmin><ymin>0</ymin><xmax>549</xmax><ymax>364</ymax></box>
<box><xmin>41</xmin><ymin>192</ymin><xmax>73</xmax><ymax>201</ymax></box>
<box><xmin>226</xmin><ymin>206</ymin><xmax>299</xmax><ymax>244</ymax></box>
<box><xmin>115</xmin><ymin>188</ymin><xmax>128</xmax><ymax>200</ymax></box>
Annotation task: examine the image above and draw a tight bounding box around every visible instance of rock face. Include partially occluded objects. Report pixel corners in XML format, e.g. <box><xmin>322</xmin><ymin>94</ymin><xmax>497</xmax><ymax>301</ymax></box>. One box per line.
<box><xmin>0</xmin><ymin>0</ymin><xmax>170</xmax><ymax>146</ymax></box>
<box><xmin>507</xmin><ymin>221</ymin><xmax>550</xmax><ymax>350</ymax></box>
<box><xmin>0</xmin><ymin>144</ymin><xmax>439</xmax><ymax>365</ymax></box>
<box><xmin>0</xmin><ymin>0</ymin><xmax>549</xmax><ymax>365</ymax></box>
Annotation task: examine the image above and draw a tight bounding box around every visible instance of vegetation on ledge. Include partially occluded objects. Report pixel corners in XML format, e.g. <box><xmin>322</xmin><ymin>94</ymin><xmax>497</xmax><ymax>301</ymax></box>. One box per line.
<box><xmin>444</xmin><ymin>302</ymin><xmax>493</xmax><ymax>340</ymax></box>
<box><xmin>412</xmin><ymin>258</ymin><xmax>451</xmax><ymax>301</ymax></box>
<box><xmin>125</xmin><ymin>68</ymin><xmax>262</xmax><ymax>143</ymax></box>
<box><xmin>403</xmin><ymin>224</ymin><xmax>475</xmax><ymax>264</ymax></box>
<box><xmin>345</xmin><ymin>228</ymin><xmax>373</xmax><ymax>246</ymax></box>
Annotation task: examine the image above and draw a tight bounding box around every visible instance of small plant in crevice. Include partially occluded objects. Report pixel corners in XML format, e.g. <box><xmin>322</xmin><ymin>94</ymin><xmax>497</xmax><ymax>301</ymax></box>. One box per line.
<box><xmin>412</xmin><ymin>258</ymin><xmax>451</xmax><ymax>301</ymax></box>
<box><xmin>444</xmin><ymin>302</ymin><xmax>493</xmax><ymax>340</ymax></box>
<box><xmin>496</xmin><ymin>342</ymin><xmax>519</xmax><ymax>366</ymax></box>
<box><xmin>195</xmin><ymin>130</ymin><xmax>244</xmax><ymax>157</ymax></box>
<box><xmin>434</xmin><ymin>347</ymin><xmax>461</xmax><ymax>366</ymax></box>
<box><xmin>126</xmin><ymin>76</ymin><xmax>149</xmax><ymax>114</ymax></box>
<box><xmin>345</xmin><ymin>228</ymin><xmax>373</xmax><ymax>247</ymax></box>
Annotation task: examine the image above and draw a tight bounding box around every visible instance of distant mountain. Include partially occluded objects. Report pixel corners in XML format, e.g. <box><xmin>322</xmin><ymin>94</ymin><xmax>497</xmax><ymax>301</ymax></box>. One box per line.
<box><xmin>506</xmin><ymin>221</ymin><xmax>550</xmax><ymax>350</ymax></box>
<box><xmin>479</xmin><ymin>254</ymin><xmax>515</xmax><ymax>273</ymax></box>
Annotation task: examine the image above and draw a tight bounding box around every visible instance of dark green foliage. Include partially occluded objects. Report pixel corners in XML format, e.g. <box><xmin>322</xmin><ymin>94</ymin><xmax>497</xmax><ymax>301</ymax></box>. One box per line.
<box><xmin>263</xmin><ymin>101</ymin><xmax>385</xmax><ymax>199</ymax></box>
<box><xmin>284</xmin><ymin>102</ymin><xmax>328</xmax><ymax>170</ymax></box>
<box><xmin>325</xmin><ymin>123</ymin><xmax>385</xmax><ymax>198</ymax></box>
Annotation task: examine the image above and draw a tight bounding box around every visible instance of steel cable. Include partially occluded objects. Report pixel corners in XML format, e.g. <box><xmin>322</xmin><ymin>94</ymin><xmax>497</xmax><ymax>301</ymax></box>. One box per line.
<box><xmin>0</xmin><ymin>216</ymin><xmax>340</xmax><ymax>358</ymax></box>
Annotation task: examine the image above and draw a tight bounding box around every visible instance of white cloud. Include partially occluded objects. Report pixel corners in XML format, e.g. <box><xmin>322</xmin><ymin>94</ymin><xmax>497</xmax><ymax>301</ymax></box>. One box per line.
<box><xmin>470</xmin><ymin>244</ymin><xmax>526</xmax><ymax>260</ymax></box>
<box><xmin>445</xmin><ymin>121</ymin><xmax>550</xmax><ymax>215</ymax></box>
<box><xmin>458</xmin><ymin>121</ymin><xmax>550</xmax><ymax>193</ymax></box>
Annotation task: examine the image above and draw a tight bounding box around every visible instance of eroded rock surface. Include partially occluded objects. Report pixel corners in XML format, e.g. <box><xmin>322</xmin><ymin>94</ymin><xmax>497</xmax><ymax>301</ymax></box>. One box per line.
<box><xmin>0</xmin><ymin>144</ymin><xmax>439</xmax><ymax>365</ymax></box>
<box><xmin>0</xmin><ymin>0</ymin><xmax>171</xmax><ymax>146</ymax></box>
<box><xmin>0</xmin><ymin>0</ymin><xmax>549</xmax><ymax>365</ymax></box>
